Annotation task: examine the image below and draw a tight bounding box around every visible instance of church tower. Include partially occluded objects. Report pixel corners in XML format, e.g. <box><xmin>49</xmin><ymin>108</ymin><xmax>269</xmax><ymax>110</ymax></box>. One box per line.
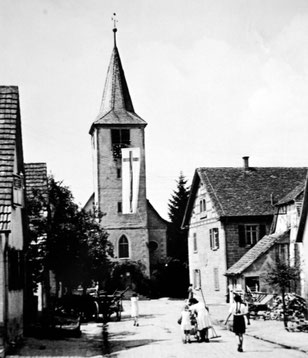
<box><xmin>89</xmin><ymin>24</ymin><xmax>150</xmax><ymax>275</ymax></box>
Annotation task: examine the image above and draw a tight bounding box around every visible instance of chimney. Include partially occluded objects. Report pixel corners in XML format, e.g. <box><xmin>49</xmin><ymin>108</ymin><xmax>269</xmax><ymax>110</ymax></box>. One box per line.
<box><xmin>242</xmin><ymin>156</ymin><xmax>249</xmax><ymax>170</ymax></box>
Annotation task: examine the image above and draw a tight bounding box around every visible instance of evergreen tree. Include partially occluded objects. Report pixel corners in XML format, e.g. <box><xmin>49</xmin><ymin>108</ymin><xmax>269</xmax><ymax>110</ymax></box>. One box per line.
<box><xmin>167</xmin><ymin>172</ymin><xmax>190</xmax><ymax>262</ymax></box>
<box><xmin>164</xmin><ymin>173</ymin><xmax>190</xmax><ymax>298</ymax></box>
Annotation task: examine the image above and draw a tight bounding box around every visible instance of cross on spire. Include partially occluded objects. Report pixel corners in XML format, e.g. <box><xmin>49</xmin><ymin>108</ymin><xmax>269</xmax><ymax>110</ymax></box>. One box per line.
<box><xmin>112</xmin><ymin>13</ymin><xmax>118</xmax><ymax>47</ymax></box>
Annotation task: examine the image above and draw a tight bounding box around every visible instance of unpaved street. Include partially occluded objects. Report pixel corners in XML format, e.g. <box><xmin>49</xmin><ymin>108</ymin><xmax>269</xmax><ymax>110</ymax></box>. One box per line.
<box><xmin>8</xmin><ymin>298</ymin><xmax>308</xmax><ymax>358</ymax></box>
<box><xmin>103</xmin><ymin>299</ymin><xmax>307</xmax><ymax>358</ymax></box>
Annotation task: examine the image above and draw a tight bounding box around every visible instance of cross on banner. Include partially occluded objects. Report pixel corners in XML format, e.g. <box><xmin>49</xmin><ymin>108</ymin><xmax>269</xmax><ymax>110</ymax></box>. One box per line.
<box><xmin>123</xmin><ymin>150</ymin><xmax>139</xmax><ymax>212</ymax></box>
<box><xmin>121</xmin><ymin>148</ymin><xmax>140</xmax><ymax>214</ymax></box>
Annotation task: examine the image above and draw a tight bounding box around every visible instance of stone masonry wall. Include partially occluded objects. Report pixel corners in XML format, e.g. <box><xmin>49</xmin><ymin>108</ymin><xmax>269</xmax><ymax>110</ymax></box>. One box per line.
<box><xmin>225</xmin><ymin>220</ymin><xmax>271</xmax><ymax>269</ymax></box>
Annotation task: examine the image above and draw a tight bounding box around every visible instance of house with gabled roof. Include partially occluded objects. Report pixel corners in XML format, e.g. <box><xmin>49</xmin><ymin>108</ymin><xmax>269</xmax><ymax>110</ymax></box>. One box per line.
<box><xmin>225</xmin><ymin>181</ymin><xmax>305</xmax><ymax>297</ymax></box>
<box><xmin>296</xmin><ymin>175</ymin><xmax>308</xmax><ymax>315</ymax></box>
<box><xmin>24</xmin><ymin>163</ymin><xmax>48</xmax><ymax>319</ymax></box>
<box><xmin>182</xmin><ymin>156</ymin><xmax>307</xmax><ymax>303</ymax></box>
<box><xmin>0</xmin><ymin>86</ymin><xmax>26</xmax><ymax>351</ymax></box>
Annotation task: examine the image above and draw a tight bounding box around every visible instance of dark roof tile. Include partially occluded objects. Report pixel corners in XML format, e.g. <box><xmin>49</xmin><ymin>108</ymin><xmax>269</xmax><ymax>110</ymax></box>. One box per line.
<box><xmin>198</xmin><ymin>167</ymin><xmax>307</xmax><ymax>217</ymax></box>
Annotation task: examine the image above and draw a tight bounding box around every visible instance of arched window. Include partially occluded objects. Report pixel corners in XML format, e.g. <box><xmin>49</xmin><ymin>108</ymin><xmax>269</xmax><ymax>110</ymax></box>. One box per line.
<box><xmin>118</xmin><ymin>235</ymin><xmax>129</xmax><ymax>258</ymax></box>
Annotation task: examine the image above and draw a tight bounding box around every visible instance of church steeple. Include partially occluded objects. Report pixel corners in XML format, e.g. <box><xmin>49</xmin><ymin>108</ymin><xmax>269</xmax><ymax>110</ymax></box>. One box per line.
<box><xmin>98</xmin><ymin>46</ymin><xmax>135</xmax><ymax>117</ymax></box>
<box><xmin>93</xmin><ymin>18</ymin><xmax>146</xmax><ymax>127</ymax></box>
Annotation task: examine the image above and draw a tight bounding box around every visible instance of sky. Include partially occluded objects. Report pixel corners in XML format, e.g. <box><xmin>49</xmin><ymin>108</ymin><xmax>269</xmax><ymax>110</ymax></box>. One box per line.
<box><xmin>1</xmin><ymin>0</ymin><xmax>308</xmax><ymax>220</ymax></box>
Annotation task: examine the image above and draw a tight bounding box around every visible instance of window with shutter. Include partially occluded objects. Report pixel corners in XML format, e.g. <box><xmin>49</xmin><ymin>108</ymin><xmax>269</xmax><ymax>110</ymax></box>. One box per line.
<box><xmin>193</xmin><ymin>233</ymin><xmax>198</xmax><ymax>253</ymax></box>
<box><xmin>12</xmin><ymin>174</ymin><xmax>24</xmax><ymax>207</ymax></box>
<box><xmin>214</xmin><ymin>267</ymin><xmax>219</xmax><ymax>291</ymax></box>
<box><xmin>259</xmin><ymin>224</ymin><xmax>266</xmax><ymax>239</ymax></box>
<box><xmin>8</xmin><ymin>248</ymin><xmax>24</xmax><ymax>290</ymax></box>
<box><xmin>238</xmin><ymin>225</ymin><xmax>245</xmax><ymax>247</ymax></box>
<box><xmin>210</xmin><ymin>228</ymin><xmax>219</xmax><ymax>250</ymax></box>
<box><xmin>193</xmin><ymin>269</ymin><xmax>201</xmax><ymax>290</ymax></box>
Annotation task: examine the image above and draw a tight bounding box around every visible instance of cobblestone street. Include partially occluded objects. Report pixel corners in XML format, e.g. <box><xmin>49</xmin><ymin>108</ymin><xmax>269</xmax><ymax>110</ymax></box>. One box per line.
<box><xmin>8</xmin><ymin>298</ymin><xmax>308</xmax><ymax>358</ymax></box>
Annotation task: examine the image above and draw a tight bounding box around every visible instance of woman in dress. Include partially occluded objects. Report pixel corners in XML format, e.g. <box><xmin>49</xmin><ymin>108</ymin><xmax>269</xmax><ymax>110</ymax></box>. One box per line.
<box><xmin>224</xmin><ymin>294</ymin><xmax>248</xmax><ymax>352</ymax></box>
<box><xmin>189</xmin><ymin>299</ymin><xmax>211</xmax><ymax>342</ymax></box>
<box><xmin>131</xmin><ymin>293</ymin><xmax>139</xmax><ymax>326</ymax></box>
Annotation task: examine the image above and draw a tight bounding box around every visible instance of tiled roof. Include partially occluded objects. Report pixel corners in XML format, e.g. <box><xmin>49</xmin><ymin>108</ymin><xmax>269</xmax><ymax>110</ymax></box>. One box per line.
<box><xmin>0</xmin><ymin>86</ymin><xmax>22</xmax><ymax>231</ymax></box>
<box><xmin>225</xmin><ymin>230</ymin><xmax>290</xmax><ymax>276</ymax></box>
<box><xmin>24</xmin><ymin>163</ymin><xmax>48</xmax><ymax>203</ymax></box>
<box><xmin>0</xmin><ymin>205</ymin><xmax>10</xmax><ymax>231</ymax></box>
<box><xmin>182</xmin><ymin>166</ymin><xmax>307</xmax><ymax>227</ymax></box>
<box><xmin>276</xmin><ymin>182</ymin><xmax>305</xmax><ymax>206</ymax></box>
<box><xmin>198</xmin><ymin>167</ymin><xmax>307</xmax><ymax>217</ymax></box>
<box><xmin>91</xmin><ymin>46</ymin><xmax>146</xmax><ymax>130</ymax></box>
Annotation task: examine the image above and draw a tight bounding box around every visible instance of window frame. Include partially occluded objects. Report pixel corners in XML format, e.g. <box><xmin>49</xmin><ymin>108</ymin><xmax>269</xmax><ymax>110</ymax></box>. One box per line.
<box><xmin>193</xmin><ymin>233</ymin><xmax>198</xmax><ymax>253</ymax></box>
<box><xmin>214</xmin><ymin>267</ymin><xmax>220</xmax><ymax>291</ymax></box>
<box><xmin>111</xmin><ymin>129</ymin><xmax>131</xmax><ymax>159</ymax></box>
<box><xmin>210</xmin><ymin>228</ymin><xmax>219</xmax><ymax>250</ymax></box>
<box><xmin>199</xmin><ymin>198</ymin><xmax>207</xmax><ymax>219</ymax></box>
<box><xmin>238</xmin><ymin>224</ymin><xmax>266</xmax><ymax>247</ymax></box>
<box><xmin>118</xmin><ymin>235</ymin><xmax>129</xmax><ymax>258</ymax></box>
<box><xmin>193</xmin><ymin>269</ymin><xmax>201</xmax><ymax>290</ymax></box>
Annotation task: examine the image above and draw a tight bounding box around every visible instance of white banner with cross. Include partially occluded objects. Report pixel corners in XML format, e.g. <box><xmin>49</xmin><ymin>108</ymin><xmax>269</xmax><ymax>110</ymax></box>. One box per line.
<box><xmin>121</xmin><ymin>147</ymin><xmax>140</xmax><ymax>214</ymax></box>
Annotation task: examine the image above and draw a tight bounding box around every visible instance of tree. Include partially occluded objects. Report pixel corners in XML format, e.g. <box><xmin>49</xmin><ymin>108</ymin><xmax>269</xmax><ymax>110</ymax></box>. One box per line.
<box><xmin>167</xmin><ymin>172</ymin><xmax>190</xmax><ymax>262</ymax></box>
<box><xmin>46</xmin><ymin>176</ymin><xmax>112</xmax><ymax>294</ymax></box>
<box><xmin>166</xmin><ymin>173</ymin><xmax>190</xmax><ymax>297</ymax></box>
<box><xmin>263</xmin><ymin>259</ymin><xmax>301</xmax><ymax>328</ymax></box>
<box><xmin>26</xmin><ymin>187</ymin><xmax>49</xmax><ymax>293</ymax></box>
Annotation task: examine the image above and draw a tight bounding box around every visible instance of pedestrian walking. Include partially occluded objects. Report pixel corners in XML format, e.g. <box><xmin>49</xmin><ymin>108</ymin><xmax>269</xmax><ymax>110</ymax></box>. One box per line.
<box><xmin>180</xmin><ymin>305</ymin><xmax>192</xmax><ymax>344</ymax></box>
<box><xmin>224</xmin><ymin>294</ymin><xmax>248</xmax><ymax>352</ymax></box>
<box><xmin>189</xmin><ymin>299</ymin><xmax>211</xmax><ymax>342</ymax></box>
<box><xmin>131</xmin><ymin>293</ymin><xmax>139</xmax><ymax>326</ymax></box>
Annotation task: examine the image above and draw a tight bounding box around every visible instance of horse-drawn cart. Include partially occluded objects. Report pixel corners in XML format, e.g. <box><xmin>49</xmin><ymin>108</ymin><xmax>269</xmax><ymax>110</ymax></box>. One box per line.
<box><xmin>94</xmin><ymin>288</ymin><xmax>128</xmax><ymax>322</ymax></box>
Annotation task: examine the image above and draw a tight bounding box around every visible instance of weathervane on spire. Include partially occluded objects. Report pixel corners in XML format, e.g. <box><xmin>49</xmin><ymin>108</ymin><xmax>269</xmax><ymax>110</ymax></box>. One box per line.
<box><xmin>112</xmin><ymin>13</ymin><xmax>118</xmax><ymax>47</ymax></box>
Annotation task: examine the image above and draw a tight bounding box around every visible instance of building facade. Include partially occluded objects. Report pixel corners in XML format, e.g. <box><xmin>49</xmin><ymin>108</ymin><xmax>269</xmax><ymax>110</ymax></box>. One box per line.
<box><xmin>86</xmin><ymin>30</ymin><xmax>167</xmax><ymax>277</ymax></box>
<box><xmin>225</xmin><ymin>182</ymin><xmax>305</xmax><ymax>297</ymax></box>
<box><xmin>182</xmin><ymin>157</ymin><xmax>307</xmax><ymax>304</ymax></box>
<box><xmin>0</xmin><ymin>86</ymin><xmax>26</xmax><ymax>353</ymax></box>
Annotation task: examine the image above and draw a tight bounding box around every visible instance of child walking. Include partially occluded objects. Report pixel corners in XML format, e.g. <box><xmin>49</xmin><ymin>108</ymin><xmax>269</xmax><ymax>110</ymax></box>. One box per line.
<box><xmin>180</xmin><ymin>305</ymin><xmax>192</xmax><ymax>343</ymax></box>
<box><xmin>131</xmin><ymin>293</ymin><xmax>139</xmax><ymax>326</ymax></box>
<box><xmin>225</xmin><ymin>294</ymin><xmax>248</xmax><ymax>352</ymax></box>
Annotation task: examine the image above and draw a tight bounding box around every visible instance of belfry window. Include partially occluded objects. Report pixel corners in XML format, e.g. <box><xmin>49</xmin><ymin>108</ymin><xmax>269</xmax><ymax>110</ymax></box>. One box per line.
<box><xmin>118</xmin><ymin>235</ymin><xmax>129</xmax><ymax>258</ymax></box>
<box><xmin>111</xmin><ymin>129</ymin><xmax>130</xmax><ymax>159</ymax></box>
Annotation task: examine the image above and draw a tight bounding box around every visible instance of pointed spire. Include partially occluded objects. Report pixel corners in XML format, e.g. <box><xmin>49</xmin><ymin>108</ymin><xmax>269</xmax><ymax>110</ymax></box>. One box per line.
<box><xmin>98</xmin><ymin>45</ymin><xmax>135</xmax><ymax>118</ymax></box>
<box><xmin>92</xmin><ymin>17</ymin><xmax>147</xmax><ymax>128</ymax></box>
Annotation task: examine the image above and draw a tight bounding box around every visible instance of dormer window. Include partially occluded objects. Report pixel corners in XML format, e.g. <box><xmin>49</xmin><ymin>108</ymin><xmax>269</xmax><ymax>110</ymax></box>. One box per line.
<box><xmin>12</xmin><ymin>174</ymin><xmax>24</xmax><ymax>207</ymax></box>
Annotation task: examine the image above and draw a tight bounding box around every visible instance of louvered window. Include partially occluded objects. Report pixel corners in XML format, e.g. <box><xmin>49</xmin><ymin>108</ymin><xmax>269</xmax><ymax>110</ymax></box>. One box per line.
<box><xmin>12</xmin><ymin>174</ymin><xmax>24</xmax><ymax>207</ymax></box>
<box><xmin>193</xmin><ymin>269</ymin><xmax>201</xmax><ymax>290</ymax></box>
<box><xmin>214</xmin><ymin>267</ymin><xmax>220</xmax><ymax>291</ymax></box>
<box><xmin>8</xmin><ymin>248</ymin><xmax>24</xmax><ymax>290</ymax></box>
<box><xmin>193</xmin><ymin>233</ymin><xmax>198</xmax><ymax>253</ymax></box>
<box><xmin>111</xmin><ymin>129</ymin><xmax>130</xmax><ymax>159</ymax></box>
<box><xmin>210</xmin><ymin>228</ymin><xmax>219</xmax><ymax>250</ymax></box>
